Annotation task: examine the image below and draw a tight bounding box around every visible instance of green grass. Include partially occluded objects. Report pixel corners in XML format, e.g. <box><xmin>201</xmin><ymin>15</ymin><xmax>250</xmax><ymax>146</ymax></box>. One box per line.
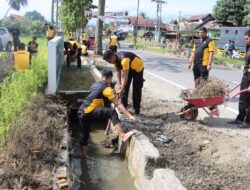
<box><xmin>125</xmin><ymin>38</ymin><xmax>244</xmax><ymax>66</ymax></box>
<box><xmin>125</xmin><ymin>38</ymin><xmax>172</xmax><ymax>55</ymax></box>
<box><xmin>0</xmin><ymin>36</ymin><xmax>48</xmax><ymax>141</ymax></box>
<box><xmin>214</xmin><ymin>55</ymin><xmax>244</xmax><ymax>66</ymax></box>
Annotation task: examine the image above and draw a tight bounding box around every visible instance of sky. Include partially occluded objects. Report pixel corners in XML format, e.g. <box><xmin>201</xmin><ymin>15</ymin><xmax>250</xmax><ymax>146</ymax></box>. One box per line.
<box><xmin>0</xmin><ymin>0</ymin><xmax>217</xmax><ymax>22</ymax></box>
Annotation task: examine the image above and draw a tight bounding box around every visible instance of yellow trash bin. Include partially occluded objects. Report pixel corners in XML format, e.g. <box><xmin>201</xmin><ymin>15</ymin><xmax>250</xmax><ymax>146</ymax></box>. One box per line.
<box><xmin>14</xmin><ymin>51</ymin><xmax>30</xmax><ymax>71</ymax></box>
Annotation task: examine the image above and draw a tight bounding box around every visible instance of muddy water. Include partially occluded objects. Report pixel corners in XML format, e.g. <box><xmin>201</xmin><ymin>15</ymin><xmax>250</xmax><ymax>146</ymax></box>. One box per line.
<box><xmin>81</xmin><ymin>124</ymin><xmax>136</xmax><ymax>190</ymax></box>
<box><xmin>69</xmin><ymin>110</ymin><xmax>136</xmax><ymax>190</ymax></box>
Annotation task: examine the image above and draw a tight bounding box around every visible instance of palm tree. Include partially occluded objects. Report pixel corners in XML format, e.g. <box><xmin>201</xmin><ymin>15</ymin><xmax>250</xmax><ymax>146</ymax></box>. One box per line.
<box><xmin>95</xmin><ymin>0</ymin><xmax>106</xmax><ymax>55</ymax></box>
<box><xmin>4</xmin><ymin>0</ymin><xmax>28</xmax><ymax>18</ymax></box>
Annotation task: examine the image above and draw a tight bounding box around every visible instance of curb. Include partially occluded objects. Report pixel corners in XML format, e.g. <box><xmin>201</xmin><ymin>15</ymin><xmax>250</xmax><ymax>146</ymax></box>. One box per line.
<box><xmin>91</xmin><ymin>57</ymin><xmax>187</xmax><ymax>190</ymax></box>
<box><xmin>53</xmin><ymin>128</ymin><xmax>70</xmax><ymax>190</ymax></box>
<box><xmin>214</xmin><ymin>61</ymin><xmax>243</xmax><ymax>70</ymax></box>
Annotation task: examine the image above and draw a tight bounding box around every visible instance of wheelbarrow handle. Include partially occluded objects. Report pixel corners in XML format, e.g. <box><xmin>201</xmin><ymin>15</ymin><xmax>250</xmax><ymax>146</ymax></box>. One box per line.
<box><xmin>229</xmin><ymin>89</ymin><xmax>249</xmax><ymax>100</ymax></box>
<box><xmin>228</xmin><ymin>83</ymin><xmax>241</xmax><ymax>93</ymax></box>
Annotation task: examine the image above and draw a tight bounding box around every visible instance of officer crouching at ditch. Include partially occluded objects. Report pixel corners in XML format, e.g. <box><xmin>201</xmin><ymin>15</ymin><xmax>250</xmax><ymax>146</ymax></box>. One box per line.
<box><xmin>64</xmin><ymin>39</ymin><xmax>82</xmax><ymax>69</ymax></box>
<box><xmin>103</xmin><ymin>50</ymin><xmax>144</xmax><ymax>115</ymax></box>
<box><xmin>228</xmin><ymin>29</ymin><xmax>250</xmax><ymax>128</ymax></box>
<box><xmin>78</xmin><ymin>69</ymin><xmax>137</xmax><ymax>157</ymax></box>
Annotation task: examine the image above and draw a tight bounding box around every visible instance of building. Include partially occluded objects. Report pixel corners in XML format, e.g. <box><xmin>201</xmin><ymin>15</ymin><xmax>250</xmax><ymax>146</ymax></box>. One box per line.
<box><xmin>128</xmin><ymin>16</ymin><xmax>166</xmax><ymax>33</ymax></box>
<box><xmin>218</xmin><ymin>27</ymin><xmax>250</xmax><ymax>51</ymax></box>
<box><xmin>189</xmin><ymin>13</ymin><xmax>214</xmax><ymax>23</ymax></box>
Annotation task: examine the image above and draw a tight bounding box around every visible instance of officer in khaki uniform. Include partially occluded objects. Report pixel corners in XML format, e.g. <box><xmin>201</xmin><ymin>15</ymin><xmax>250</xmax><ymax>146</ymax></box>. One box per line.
<box><xmin>103</xmin><ymin>50</ymin><xmax>144</xmax><ymax>115</ymax></box>
<box><xmin>81</xmin><ymin>32</ymin><xmax>89</xmax><ymax>48</ymax></box>
<box><xmin>108</xmin><ymin>32</ymin><xmax>120</xmax><ymax>53</ymax></box>
<box><xmin>78</xmin><ymin>69</ymin><xmax>137</xmax><ymax>157</ymax></box>
<box><xmin>64</xmin><ymin>40</ymin><xmax>82</xmax><ymax>68</ymax></box>
<box><xmin>188</xmin><ymin>27</ymin><xmax>215</xmax><ymax>86</ymax></box>
<box><xmin>228</xmin><ymin>29</ymin><xmax>250</xmax><ymax>128</ymax></box>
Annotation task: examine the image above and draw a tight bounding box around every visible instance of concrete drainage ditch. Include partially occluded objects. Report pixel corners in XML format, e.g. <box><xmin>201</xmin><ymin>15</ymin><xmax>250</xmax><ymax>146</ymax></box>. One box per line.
<box><xmin>53</xmin><ymin>61</ymin><xmax>187</xmax><ymax>190</ymax></box>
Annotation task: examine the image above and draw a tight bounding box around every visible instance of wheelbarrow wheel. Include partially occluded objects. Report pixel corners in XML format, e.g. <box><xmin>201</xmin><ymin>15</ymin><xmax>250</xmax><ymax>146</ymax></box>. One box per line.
<box><xmin>180</xmin><ymin>105</ymin><xmax>198</xmax><ymax>121</ymax></box>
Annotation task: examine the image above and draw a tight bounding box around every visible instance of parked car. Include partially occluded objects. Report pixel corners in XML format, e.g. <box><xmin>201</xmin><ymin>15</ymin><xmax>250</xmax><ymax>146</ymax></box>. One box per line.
<box><xmin>0</xmin><ymin>27</ymin><xmax>12</xmax><ymax>51</ymax></box>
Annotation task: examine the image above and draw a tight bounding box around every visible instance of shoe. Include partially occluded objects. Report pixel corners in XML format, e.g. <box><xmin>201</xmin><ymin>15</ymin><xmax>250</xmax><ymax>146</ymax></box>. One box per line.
<box><xmin>227</xmin><ymin>120</ymin><xmax>243</xmax><ymax>125</ymax></box>
<box><xmin>237</xmin><ymin>123</ymin><xmax>250</xmax><ymax>128</ymax></box>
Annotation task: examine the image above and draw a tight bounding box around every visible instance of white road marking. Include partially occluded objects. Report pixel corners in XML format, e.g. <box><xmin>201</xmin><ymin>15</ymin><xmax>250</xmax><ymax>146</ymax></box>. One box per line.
<box><xmin>145</xmin><ymin>70</ymin><xmax>239</xmax><ymax>115</ymax></box>
<box><xmin>145</xmin><ymin>70</ymin><xmax>186</xmax><ymax>89</ymax></box>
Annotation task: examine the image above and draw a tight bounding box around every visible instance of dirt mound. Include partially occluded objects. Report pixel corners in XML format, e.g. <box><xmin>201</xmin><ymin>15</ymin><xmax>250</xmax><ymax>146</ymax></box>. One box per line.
<box><xmin>181</xmin><ymin>78</ymin><xmax>226</xmax><ymax>98</ymax></box>
<box><xmin>0</xmin><ymin>94</ymin><xmax>67</xmax><ymax>189</ymax></box>
<box><xmin>127</xmin><ymin>91</ymin><xmax>250</xmax><ymax>190</ymax></box>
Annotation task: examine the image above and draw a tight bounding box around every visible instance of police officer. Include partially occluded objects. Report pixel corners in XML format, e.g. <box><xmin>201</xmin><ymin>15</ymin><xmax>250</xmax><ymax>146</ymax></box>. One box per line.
<box><xmin>81</xmin><ymin>31</ymin><xmax>89</xmax><ymax>48</ymax></box>
<box><xmin>103</xmin><ymin>50</ymin><xmax>144</xmax><ymax>115</ymax></box>
<box><xmin>81</xmin><ymin>44</ymin><xmax>88</xmax><ymax>57</ymax></box>
<box><xmin>228</xmin><ymin>29</ymin><xmax>250</xmax><ymax>128</ymax></box>
<box><xmin>188</xmin><ymin>27</ymin><xmax>215</xmax><ymax>86</ymax></box>
<box><xmin>68</xmin><ymin>32</ymin><xmax>74</xmax><ymax>41</ymax></box>
<box><xmin>11</xmin><ymin>26</ymin><xmax>20</xmax><ymax>51</ymax></box>
<box><xmin>27</xmin><ymin>36</ymin><xmax>39</xmax><ymax>64</ymax></box>
<box><xmin>64</xmin><ymin>39</ymin><xmax>82</xmax><ymax>69</ymax></box>
<box><xmin>108</xmin><ymin>32</ymin><xmax>120</xmax><ymax>53</ymax></box>
<box><xmin>46</xmin><ymin>25</ymin><xmax>56</xmax><ymax>41</ymax></box>
<box><xmin>78</xmin><ymin>69</ymin><xmax>137</xmax><ymax>157</ymax></box>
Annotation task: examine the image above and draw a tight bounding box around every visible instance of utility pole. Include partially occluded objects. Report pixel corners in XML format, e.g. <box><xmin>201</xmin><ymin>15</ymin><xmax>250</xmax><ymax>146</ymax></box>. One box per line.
<box><xmin>176</xmin><ymin>10</ymin><xmax>181</xmax><ymax>49</ymax></box>
<box><xmin>95</xmin><ymin>0</ymin><xmax>106</xmax><ymax>55</ymax></box>
<box><xmin>151</xmin><ymin>0</ymin><xmax>167</xmax><ymax>44</ymax></box>
<box><xmin>51</xmin><ymin>0</ymin><xmax>55</xmax><ymax>25</ymax></box>
<box><xmin>134</xmin><ymin>0</ymin><xmax>140</xmax><ymax>46</ymax></box>
<box><xmin>56</xmin><ymin>0</ymin><xmax>59</xmax><ymax>29</ymax></box>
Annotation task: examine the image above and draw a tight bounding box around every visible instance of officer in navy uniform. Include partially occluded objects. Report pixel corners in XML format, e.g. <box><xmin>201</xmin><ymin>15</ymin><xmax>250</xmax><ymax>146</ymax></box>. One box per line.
<box><xmin>78</xmin><ymin>69</ymin><xmax>137</xmax><ymax>157</ymax></box>
<box><xmin>228</xmin><ymin>29</ymin><xmax>250</xmax><ymax>128</ymax></box>
<box><xmin>103</xmin><ymin>50</ymin><xmax>144</xmax><ymax>115</ymax></box>
<box><xmin>188</xmin><ymin>27</ymin><xmax>215</xmax><ymax>86</ymax></box>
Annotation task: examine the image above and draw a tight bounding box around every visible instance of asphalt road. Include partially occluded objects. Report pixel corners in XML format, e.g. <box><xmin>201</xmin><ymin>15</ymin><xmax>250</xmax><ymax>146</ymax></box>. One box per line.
<box><xmin>120</xmin><ymin>43</ymin><xmax>244</xmax><ymax>115</ymax></box>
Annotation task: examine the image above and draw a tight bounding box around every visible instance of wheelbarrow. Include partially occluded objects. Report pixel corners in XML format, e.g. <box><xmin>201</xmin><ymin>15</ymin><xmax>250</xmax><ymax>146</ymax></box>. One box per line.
<box><xmin>177</xmin><ymin>84</ymin><xmax>248</xmax><ymax>121</ymax></box>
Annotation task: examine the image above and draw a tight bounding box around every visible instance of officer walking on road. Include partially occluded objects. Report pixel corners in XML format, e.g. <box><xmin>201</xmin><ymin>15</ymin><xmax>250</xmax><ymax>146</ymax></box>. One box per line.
<box><xmin>103</xmin><ymin>50</ymin><xmax>144</xmax><ymax>115</ymax></box>
<box><xmin>228</xmin><ymin>29</ymin><xmax>250</xmax><ymax>128</ymax></box>
<box><xmin>188</xmin><ymin>27</ymin><xmax>215</xmax><ymax>86</ymax></box>
<box><xmin>78</xmin><ymin>69</ymin><xmax>137</xmax><ymax>157</ymax></box>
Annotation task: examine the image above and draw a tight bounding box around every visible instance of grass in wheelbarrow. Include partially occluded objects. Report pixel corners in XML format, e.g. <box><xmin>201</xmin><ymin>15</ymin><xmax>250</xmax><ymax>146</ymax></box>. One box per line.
<box><xmin>180</xmin><ymin>77</ymin><xmax>226</xmax><ymax>98</ymax></box>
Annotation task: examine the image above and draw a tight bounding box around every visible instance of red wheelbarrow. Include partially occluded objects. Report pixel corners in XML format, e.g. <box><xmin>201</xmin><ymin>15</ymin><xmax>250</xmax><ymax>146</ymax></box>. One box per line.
<box><xmin>177</xmin><ymin>84</ymin><xmax>248</xmax><ymax>121</ymax></box>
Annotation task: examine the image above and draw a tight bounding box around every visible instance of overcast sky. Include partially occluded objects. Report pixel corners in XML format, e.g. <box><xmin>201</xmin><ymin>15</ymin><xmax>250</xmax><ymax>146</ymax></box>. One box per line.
<box><xmin>0</xmin><ymin>0</ymin><xmax>217</xmax><ymax>22</ymax></box>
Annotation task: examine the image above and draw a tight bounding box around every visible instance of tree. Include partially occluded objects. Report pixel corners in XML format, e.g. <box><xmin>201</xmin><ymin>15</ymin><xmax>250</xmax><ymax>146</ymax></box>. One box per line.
<box><xmin>95</xmin><ymin>0</ymin><xmax>105</xmax><ymax>55</ymax></box>
<box><xmin>4</xmin><ymin>0</ymin><xmax>28</xmax><ymax>18</ymax></box>
<box><xmin>2</xmin><ymin>15</ymin><xmax>45</xmax><ymax>37</ymax></box>
<box><xmin>25</xmin><ymin>10</ymin><xmax>46</xmax><ymax>22</ymax></box>
<box><xmin>213</xmin><ymin>0</ymin><xmax>247</xmax><ymax>26</ymax></box>
<box><xmin>243</xmin><ymin>0</ymin><xmax>250</xmax><ymax>25</ymax></box>
<box><xmin>60</xmin><ymin>0</ymin><xmax>96</xmax><ymax>31</ymax></box>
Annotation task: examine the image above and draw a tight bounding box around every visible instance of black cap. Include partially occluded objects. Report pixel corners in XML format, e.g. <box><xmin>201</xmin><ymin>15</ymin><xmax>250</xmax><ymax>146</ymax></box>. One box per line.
<box><xmin>103</xmin><ymin>50</ymin><xmax>114</xmax><ymax>61</ymax></box>
<box><xmin>102</xmin><ymin>69</ymin><xmax>113</xmax><ymax>78</ymax></box>
<box><xmin>198</xmin><ymin>27</ymin><xmax>207</xmax><ymax>33</ymax></box>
